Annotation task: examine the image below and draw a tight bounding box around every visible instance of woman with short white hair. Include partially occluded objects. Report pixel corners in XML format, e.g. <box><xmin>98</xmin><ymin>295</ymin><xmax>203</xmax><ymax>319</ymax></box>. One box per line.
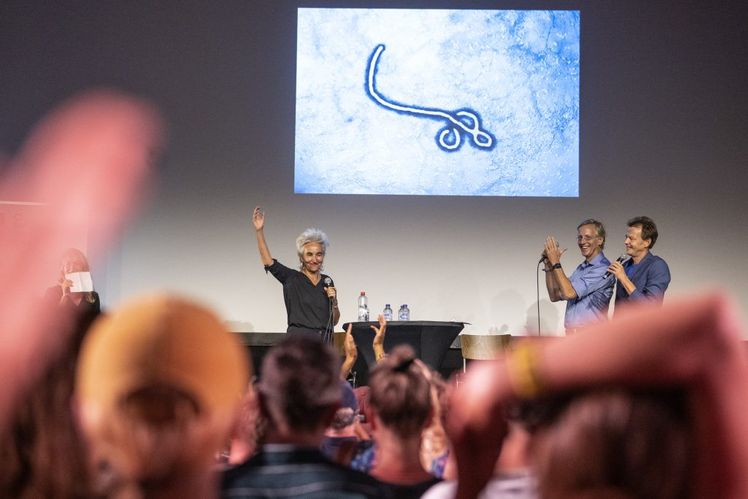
<box><xmin>252</xmin><ymin>206</ymin><xmax>339</xmax><ymax>342</ymax></box>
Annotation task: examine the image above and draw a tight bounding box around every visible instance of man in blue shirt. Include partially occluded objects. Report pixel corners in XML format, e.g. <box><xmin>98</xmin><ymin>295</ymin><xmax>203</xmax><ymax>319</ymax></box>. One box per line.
<box><xmin>543</xmin><ymin>219</ymin><xmax>614</xmax><ymax>333</ymax></box>
<box><xmin>609</xmin><ymin>216</ymin><xmax>671</xmax><ymax>310</ymax></box>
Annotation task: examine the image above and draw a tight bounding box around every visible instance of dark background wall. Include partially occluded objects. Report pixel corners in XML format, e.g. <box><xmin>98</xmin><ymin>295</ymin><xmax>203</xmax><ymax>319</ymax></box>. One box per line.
<box><xmin>2</xmin><ymin>0</ymin><xmax>746</xmax><ymax>335</ymax></box>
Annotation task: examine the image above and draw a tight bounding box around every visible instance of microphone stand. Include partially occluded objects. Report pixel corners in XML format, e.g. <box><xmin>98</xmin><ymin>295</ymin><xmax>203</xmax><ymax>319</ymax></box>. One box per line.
<box><xmin>323</xmin><ymin>296</ymin><xmax>334</xmax><ymax>345</ymax></box>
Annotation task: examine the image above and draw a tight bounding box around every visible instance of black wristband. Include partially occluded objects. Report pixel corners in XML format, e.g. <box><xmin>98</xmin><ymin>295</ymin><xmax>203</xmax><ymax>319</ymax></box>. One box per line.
<box><xmin>551</xmin><ymin>263</ymin><xmax>562</xmax><ymax>270</ymax></box>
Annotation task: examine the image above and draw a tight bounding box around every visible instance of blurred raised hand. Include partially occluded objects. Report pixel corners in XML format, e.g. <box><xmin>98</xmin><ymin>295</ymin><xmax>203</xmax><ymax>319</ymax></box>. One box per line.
<box><xmin>0</xmin><ymin>90</ymin><xmax>164</xmax><ymax>430</ymax></box>
<box><xmin>371</xmin><ymin>314</ymin><xmax>387</xmax><ymax>362</ymax></box>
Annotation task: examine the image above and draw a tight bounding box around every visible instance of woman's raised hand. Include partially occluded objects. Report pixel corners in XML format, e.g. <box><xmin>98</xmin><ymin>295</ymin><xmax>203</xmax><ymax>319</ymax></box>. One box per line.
<box><xmin>252</xmin><ymin>206</ymin><xmax>265</xmax><ymax>231</ymax></box>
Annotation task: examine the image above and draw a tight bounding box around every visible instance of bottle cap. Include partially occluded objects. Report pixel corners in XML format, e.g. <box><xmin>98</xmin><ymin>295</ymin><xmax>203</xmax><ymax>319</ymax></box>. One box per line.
<box><xmin>360</xmin><ymin>291</ymin><xmax>365</xmax><ymax>295</ymax></box>
<box><xmin>385</xmin><ymin>304</ymin><xmax>390</xmax><ymax>307</ymax></box>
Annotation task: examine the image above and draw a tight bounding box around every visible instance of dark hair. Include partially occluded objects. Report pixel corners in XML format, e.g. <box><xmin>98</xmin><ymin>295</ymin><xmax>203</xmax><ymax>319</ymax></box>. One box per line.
<box><xmin>577</xmin><ymin>219</ymin><xmax>606</xmax><ymax>249</ymax></box>
<box><xmin>0</xmin><ymin>315</ymin><xmax>93</xmax><ymax>498</ymax></box>
<box><xmin>535</xmin><ymin>388</ymin><xmax>693</xmax><ymax>499</ymax></box>
<box><xmin>259</xmin><ymin>336</ymin><xmax>340</xmax><ymax>433</ymax></box>
<box><xmin>368</xmin><ymin>346</ymin><xmax>432</xmax><ymax>440</ymax></box>
<box><xmin>627</xmin><ymin>216</ymin><xmax>659</xmax><ymax>249</ymax></box>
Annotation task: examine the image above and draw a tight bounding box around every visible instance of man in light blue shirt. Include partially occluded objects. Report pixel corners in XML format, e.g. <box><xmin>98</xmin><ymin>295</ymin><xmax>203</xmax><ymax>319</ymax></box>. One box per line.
<box><xmin>543</xmin><ymin>219</ymin><xmax>615</xmax><ymax>333</ymax></box>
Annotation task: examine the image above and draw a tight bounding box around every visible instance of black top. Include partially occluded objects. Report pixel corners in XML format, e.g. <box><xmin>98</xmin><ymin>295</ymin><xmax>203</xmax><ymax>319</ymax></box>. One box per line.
<box><xmin>44</xmin><ymin>285</ymin><xmax>101</xmax><ymax>332</ymax></box>
<box><xmin>265</xmin><ymin>259</ymin><xmax>334</xmax><ymax>332</ymax></box>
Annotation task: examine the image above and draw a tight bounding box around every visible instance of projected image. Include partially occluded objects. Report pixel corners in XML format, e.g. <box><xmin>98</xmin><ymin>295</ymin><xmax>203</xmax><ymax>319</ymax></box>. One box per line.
<box><xmin>295</xmin><ymin>9</ymin><xmax>580</xmax><ymax>196</ymax></box>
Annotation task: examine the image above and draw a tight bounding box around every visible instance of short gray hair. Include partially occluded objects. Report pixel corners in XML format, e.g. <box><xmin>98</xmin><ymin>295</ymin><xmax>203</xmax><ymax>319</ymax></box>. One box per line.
<box><xmin>296</xmin><ymin>227</ymin><xmax>329</xmax><ymax>257</ymax></box>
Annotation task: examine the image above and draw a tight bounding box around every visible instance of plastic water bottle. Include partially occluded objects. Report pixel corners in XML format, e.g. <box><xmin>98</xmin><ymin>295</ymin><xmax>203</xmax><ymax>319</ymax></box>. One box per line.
<box><xmin>383</xmin><ymin>304</ymin><xmax>393</xmax><ymax>321</ymax></box>
<box><xmin>398</xmin><ymin>304</ymin><xmax>410</xmax><ymax>321</ymax></box>
<box><xmin>357</xmin><ymin>291</ymin><xmax>369</xmax><ymax>321</ymax></box>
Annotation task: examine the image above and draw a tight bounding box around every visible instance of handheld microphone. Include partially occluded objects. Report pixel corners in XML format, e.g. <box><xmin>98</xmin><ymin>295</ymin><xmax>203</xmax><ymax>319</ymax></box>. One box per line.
<box><xmin>538</xmin><ymin>254</ymin><xmax>547</xmax><ymax>264</ymax></box>
<box><xmin>604</xmin><ymin>254</ymin><xmax>629</xmax><ymax>278</ymax></box>
<box><xmin>323</xmin><ymin>276</ymin><xmax>333</xmax><ymax>300</ymax></box>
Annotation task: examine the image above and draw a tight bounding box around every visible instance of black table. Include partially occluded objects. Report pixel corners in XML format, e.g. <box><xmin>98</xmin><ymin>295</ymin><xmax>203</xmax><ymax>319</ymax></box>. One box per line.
<box><xmin>342</xmin><ymin>321</ymin><xmax>465</xmax><ymax>384</ymax></box>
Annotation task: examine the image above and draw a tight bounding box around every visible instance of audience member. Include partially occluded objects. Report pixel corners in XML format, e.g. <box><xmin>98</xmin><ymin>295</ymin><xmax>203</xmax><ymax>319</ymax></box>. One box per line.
<box><xmin>367</xmin><ymin>345</ymin><xmax>441</xmax><ymax>498</ymax></box>
<box><xmin>422</xmin><ymin>396</ymin><xmax>570</xmax><ymax>499</ymax></box>
<box><xmin>44</xmin><ymin>248</ymin><xmax>102</xmax><ymax>328</ymax></box>
<box><xmin>0</xmin><ymin>318</ymin><xmax>94</xmax><ymax>498</ymax></box>
<box><xmin>321</xmin><ymin>380</ymin><xmax>374</xmax><ymax>467</ymax></box>
<box><xmin>221</xmin><ymin>335</ymin><xmax>389</xmax><ymax>498</ymax></box>
<box><xmin>340</xmin><ymin>315</ymin><xmax>387</xmax><ymax>381</ymax></box>
<box><xmin>351</xmin><ymin>386</ymin><xmax>374</xmax><ymax>452</ymax></box>
<box><xmin>418</xmin><ymin>367</ymin><xmax>450</xmax><ymax>479</ymax></box>
<box><xmin>446</xmin><ymin>293</ymin><xmax>748</xmax><ymax>499</ymax></box>
<box><xmin>535</xmin><ymin>388</ymin><xmax>691</xmax><ymax>499</ymax></box>
<box><xmin>423</xmin><ymin>423</ymin><xmax>537</xmax><ymax>499</ymax></box>
<box><xmin>340</xmin><ymin>324</ymin><xmax>358</xmax><ymax>380</ymax></box>
<box><xmin>75</xmin><ymin>294</ymin><xmax>249</xmax><ymax>499</ymax></box>
<box><xmin>372</xmin><ymin>314</ymin><xmax>387</xmax><ymax>362</ymax></box>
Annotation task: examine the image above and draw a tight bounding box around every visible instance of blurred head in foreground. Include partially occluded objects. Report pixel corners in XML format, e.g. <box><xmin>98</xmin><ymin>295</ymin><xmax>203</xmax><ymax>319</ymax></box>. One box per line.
<box><xmin>75</xmin><ymin>293</ymin><xmax>250</xmax><ymax>497</ymax></box>
<box><xmin>534</xmin><ymin>388</ymin><xmax>693</xmax><ymax>499</ymax></box>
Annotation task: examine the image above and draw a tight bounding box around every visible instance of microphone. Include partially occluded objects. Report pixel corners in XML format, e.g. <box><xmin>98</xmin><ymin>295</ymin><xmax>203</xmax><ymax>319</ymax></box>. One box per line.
<box><xmin>604</xmin><ymin>254</ymin><xmax>629</xmax><ymax>278</ymax></box>
<box><xmin>323</xmin><ymin>277</ymin><xmax>334</xmax><ymax>301</ymax></box>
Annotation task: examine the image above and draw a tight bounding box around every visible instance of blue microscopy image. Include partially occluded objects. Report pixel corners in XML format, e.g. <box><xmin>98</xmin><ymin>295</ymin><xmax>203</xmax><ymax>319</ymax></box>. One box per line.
<box><xmin>295</xmin><ymin>8</ymin><xmax>580</xmax><ymax>196</ymax></box>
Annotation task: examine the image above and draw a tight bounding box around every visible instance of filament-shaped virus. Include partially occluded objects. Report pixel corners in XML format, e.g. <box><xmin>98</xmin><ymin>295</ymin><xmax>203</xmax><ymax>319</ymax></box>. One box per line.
<box><xmin>366</xmin><ymin>44</ymin><xmax>495</xmax><ymax>152</ymax></box>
